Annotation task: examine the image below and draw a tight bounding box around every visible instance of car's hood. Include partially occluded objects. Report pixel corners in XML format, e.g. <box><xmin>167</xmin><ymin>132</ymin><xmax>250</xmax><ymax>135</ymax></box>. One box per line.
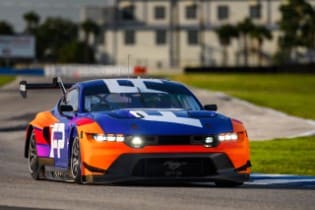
<box><xmin>89</xmin><ymin>109</ymin><xmax>233</xmax><ymax>135</ymax></box>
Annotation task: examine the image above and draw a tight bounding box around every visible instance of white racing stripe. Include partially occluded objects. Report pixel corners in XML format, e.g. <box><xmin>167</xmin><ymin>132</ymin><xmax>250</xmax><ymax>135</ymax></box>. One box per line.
<box><xmin>103</xmin><ymin>79</ymin><xmax>165</xmax><ymax>93</ymax></box>
<box><xmin>130</xmin><ymin>110</ymin><xmax>203</xmax><ymax>128</ymax></box>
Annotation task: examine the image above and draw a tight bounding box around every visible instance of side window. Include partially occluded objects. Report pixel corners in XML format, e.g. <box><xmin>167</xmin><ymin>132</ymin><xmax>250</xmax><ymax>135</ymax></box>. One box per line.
<box><xmin>66</xmin><ymin>89</ymin><xmax>79</xmax><ymax>111</ymax></box>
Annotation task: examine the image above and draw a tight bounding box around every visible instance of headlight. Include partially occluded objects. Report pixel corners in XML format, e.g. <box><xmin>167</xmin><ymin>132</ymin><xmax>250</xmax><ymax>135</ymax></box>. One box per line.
<box><xmin>93</xmin><ymin>134</ymin><xmax>107</xmax><ymax>142</ymax></box>
<box><xmin>92</xmin><ymin>134</ymin><xmax>125</xmax><ymax>142</ymax></box>
<box><xmin>124</xmin><ymin>136</ymin><xmax>145</xmax><ymax>148</ymax></box>
<box><xmin>130</xmin><ymin>136</ymin><xmax>144</xmax><ymax>148</ymax></box>
<box><xmin>218</xmin><ymin>133</ymin><xmax>238</xmax><ymax>142</ymax></box>
<box><xmin>203</xmin><ymin>136</ymin><xmax>216</xmax><ymax>147</ymax></box>
<box><xmin>205</xmin><ymin>136</ymin><xmax>214</xmax><ymax>144</ymax></box>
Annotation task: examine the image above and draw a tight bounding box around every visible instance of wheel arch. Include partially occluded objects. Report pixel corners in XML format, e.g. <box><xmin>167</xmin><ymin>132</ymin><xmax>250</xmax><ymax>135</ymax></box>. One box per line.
<box><xmin>68</xmin><ymin>126</ymin><xmax>79</xmax><ymax>164</ymax></box>
<box><xmin>24</xmin><ymin>125</ymin><xmax>33</xmax><ymax>158</ymax></box>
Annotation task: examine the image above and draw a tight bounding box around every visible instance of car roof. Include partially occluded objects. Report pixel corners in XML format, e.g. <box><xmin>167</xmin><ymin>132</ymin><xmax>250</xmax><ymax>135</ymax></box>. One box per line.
<box><xmin>75</xmin><ymin>78</ymin><xmax>185</xmax><ymax>93</ymax></box>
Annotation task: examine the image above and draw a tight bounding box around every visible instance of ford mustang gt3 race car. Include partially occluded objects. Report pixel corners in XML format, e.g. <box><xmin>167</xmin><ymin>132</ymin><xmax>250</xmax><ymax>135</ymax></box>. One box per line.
<box><xmin>19</xmin><ymin>77</ymin><xmax>251</xmax><ymax>186</ymax></box>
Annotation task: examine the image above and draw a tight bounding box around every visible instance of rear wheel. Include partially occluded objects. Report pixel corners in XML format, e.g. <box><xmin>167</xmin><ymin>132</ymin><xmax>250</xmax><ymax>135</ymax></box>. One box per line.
<box><xmin>28</xmin><ymin>130</ymin><xmax>41</xmax><ymax>179</ymax></box>
<box><xmin>70</xmin><ymin>136</ymin><xmax>82</xmax><ymax>183</ymax></box>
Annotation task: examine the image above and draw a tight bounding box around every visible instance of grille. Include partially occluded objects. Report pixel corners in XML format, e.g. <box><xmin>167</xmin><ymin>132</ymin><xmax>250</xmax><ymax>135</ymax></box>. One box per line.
<box><xmin>143</xmin><ymin>135</ymin><xmax>217</xmax><ymax>146</ymax></box>
<box><xmin>132</xmin><ymin>157</ymin><xmax>217</xmax><ymax>177</ymax></box>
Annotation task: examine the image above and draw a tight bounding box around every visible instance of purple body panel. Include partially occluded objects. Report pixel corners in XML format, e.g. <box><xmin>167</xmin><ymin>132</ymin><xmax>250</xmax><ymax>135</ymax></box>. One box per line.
<box><xmin>36</xmin><ymin>144</ymin><xmax>50</xmax><ymax>157</ymax></box>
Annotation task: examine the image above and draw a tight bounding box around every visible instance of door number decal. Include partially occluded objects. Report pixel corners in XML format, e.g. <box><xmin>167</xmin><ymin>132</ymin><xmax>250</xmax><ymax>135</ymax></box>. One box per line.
<box><xmin>49</xmin><ymin>123</ymin><xmax>65</xmax><ymax>159</ymax></box>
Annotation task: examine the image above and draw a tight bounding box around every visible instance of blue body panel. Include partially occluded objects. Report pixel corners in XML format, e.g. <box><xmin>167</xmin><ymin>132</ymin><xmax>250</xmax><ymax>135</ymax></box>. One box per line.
<box><xmin>90</xmin><ymin>109</ymin><xmax>233</xmax><ymax>135</ymax></box>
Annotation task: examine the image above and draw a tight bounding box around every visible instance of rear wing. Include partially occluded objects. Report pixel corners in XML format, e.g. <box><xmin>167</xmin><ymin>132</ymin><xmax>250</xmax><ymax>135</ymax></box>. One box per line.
<box><xmin>19</xmin><ymin>77</ymin><xmax>74</xmax><ymax>98</ymax></box>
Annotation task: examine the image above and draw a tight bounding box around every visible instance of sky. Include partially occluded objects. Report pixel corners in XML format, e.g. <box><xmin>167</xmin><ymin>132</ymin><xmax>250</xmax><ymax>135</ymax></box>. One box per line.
<box><xmin>0</xmin><ymin>0</ymin><xmax>114</xmax><ymax>33</ymax></box>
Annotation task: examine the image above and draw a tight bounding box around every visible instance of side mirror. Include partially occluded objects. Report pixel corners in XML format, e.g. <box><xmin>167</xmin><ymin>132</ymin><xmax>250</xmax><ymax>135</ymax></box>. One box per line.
<box><xmin>204</xmin><ymin>104</ymin><xmax>218</xmax><ymax>111</ymax></box>
<box><xmin>60</xmin><ymin>104</ymin><xmax>74</xmax><ymax>112</ymax></box>
<box><xmin>60</xmin><ymin>104</ymin><xmax>74</xmax><ymax>118</ymax></box>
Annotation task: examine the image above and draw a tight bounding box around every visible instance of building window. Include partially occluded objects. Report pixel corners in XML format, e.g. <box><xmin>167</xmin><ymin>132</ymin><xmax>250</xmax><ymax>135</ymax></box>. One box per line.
<box><xmin>249</xmin><ymin>4</ymin><xmax>261</xmax><ymax>19</ymax></box>
<box><xmin>186</xmin><ymin>4</ymin><xmax>197</xmax><ymax>19</ymax></box>
<box><xmin>156</xmin><ymin>30</ymin><xmax>167</xmax><ymax>45</ymax></box>
<box><xmin>187</xmin><ymin>30</ymin><xmax>199</xmax><ymax>45</ymax></box>
<box><xmin>125</xmin><ymin>30</ymin><xmax>135</xmax><ymax>45</ymax></box>
<box><xmin>217</xmin><ymin>5</ymin><xmax>229</xmax><ymax>20</ymax></box>
<box><xmin>121</xmin><ymin>5</ymin><xmax>135</xmax><ymax>20</ymax></box>
<box><xmin>155</xmin><ymin>6</ymin><xmax>166</xmax><ymax>19</ymax></box>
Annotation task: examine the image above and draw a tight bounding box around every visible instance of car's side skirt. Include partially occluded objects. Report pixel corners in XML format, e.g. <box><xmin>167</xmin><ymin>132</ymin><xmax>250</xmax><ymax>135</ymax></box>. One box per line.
<box><xmin>37</xmin><ymin>157</ymin><xmax>73</xmax><ymax>182</ymax></box>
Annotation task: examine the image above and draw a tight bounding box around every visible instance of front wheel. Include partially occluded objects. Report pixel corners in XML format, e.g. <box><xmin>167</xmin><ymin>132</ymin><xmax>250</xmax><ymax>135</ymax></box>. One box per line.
<box><xmin>28</xmin><ymin>130</ymin><xmax>41</xmax><ymax>180</ymax></box>
<box><xmin>70</xmin><ymin>136</ymin><xmax>82</xmax><ymax>183</ymax></box>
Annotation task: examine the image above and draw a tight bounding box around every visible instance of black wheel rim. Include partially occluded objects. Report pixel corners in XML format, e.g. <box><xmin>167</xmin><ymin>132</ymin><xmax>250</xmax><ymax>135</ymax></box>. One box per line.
<box><xmin>71</xmin><ymin>137</ymin><xmax>80</xmax><ymax>178</ymax></box>
<box><xmin>28</xmin><ymin>132</ymin><xmax>38</xmax><ymax>173</ymax></box>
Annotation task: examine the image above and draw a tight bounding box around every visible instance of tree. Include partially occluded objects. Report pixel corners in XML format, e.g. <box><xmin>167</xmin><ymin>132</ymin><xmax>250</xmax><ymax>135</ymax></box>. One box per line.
<box><xmin>250</xmin><ymin>25</ymin><xmax>273</xmax><ymax>66</ymax></box>
<box><xmin>215</xmin><ymin>24</ymin><xmax>239</xmax><ymax>66</ymax></box>
<box><xmin>80</xmin><ymin>19</ymin><xmax>100</xmax><ymax>63</ymax></box>
<box><xmin>36</xmin><ymin>17</ymin><xmax>78</xmax><ymax>61</ymax></box>
<box><xmin>23</xmin><ymin>11</ymin><xmax>40</xmax><ymax>34</ymax></box>
<box><xmin>278</xmin><ymin>0</ymin><xmax>315</xmax><ymax>63</ymax></box>
<box><xmin>57</xmin><ymin>40</ymin><xmax>94</xmax><ymax>63</ymax></box>
<box><xmin>0</xmin><ymin>21</ymin><xmax>14</xmax><ymax>35</ymax></box>
<box><xmin>80</xmin><ymin>19</ymin><xmax>100</xmax><ymax>44</ymax></box>
<box><xmin>237</xmin><ymin>18</ymin><xmax>255</xmax><ymax>66</ymax></box>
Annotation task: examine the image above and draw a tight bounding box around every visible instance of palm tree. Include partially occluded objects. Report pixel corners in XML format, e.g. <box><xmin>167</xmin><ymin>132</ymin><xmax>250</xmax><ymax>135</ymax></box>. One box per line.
<box><xmin>0</xmin><ymin>21</ymin><xmax>14</xmax><ymax>35</ymax></box>
<box><xmin>80</xmin><ymin>19</ymin><xmax>100</xmax><ymax>63</ymax></box>
<box><xmin>250</xmin><ymin>25</ymin><xmax>273</xmax><ymax>66</ymax></box>
<box><xmin>237</xmin><ymin>18</ymin><xmax>255</xmax><ymax>66</ymax></box>
<box><xmin>215</xmin><ymin>24</ymin><xmax>239</xmax><ymax>66</ymax></box>
<box><xmin>80</xmin><ymin>19</ymin><xmax>100</xmax><ymax>45</ymax></box>
<box><xmin>23</xmin><ymin>11</ymin><xmax>40</xmax><ymax>34</ymax></box>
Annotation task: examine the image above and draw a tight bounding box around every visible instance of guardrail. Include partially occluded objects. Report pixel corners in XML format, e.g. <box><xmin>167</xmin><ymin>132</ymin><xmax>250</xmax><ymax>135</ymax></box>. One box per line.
<box><xmin>0</xmin><ymin>67</ymin><xmax>44</xmax><ymax>76</ymax></box>
<box><xmin>0</xmin><ymin>65</ymin><xmax>147</xmax><ymax>77</ymax></box>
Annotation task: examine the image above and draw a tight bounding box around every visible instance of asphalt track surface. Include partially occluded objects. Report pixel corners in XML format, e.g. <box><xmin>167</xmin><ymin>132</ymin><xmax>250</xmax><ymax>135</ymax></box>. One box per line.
<box><xmin>0</xmin><ymin>77</ymin><xmax>315</xmax><ymax>210</ymax></box>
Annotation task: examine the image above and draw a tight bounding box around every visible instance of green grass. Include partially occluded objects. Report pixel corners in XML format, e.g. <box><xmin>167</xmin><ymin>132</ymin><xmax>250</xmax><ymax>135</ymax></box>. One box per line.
<box><xmin>0</xmin><ymin>76</ymin><xmax>15</xmax><ymax>87</ymax></box>
<box><xmin>171</xmin><ymin>73</ymin><xmax>315</xmax><ymax>120</ymax></box>
<box><xmin>250</xmin><ymin>136</ymin><xmax>315</xmax><ymax>176</ymax></box>
<box><xmin>171</xmin><ymin>73</ymin><xmax>315</xmax><ymax>176</ymax></box>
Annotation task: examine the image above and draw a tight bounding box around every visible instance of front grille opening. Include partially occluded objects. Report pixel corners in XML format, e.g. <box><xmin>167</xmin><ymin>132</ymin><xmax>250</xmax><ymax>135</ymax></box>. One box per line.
<box><xmin>142</xmin><ymin>135</ymin><xmax>217</xmax><ymax>146</ymax></box>
<box><xmin>132</xmin><ymin>158</ymin><xmax>217</xmax><ymax>177</ymax></box>
<box><xmin>158</xmin><ymin>136</ymin><xmax>191</xmax><ymax>145</ymax></box>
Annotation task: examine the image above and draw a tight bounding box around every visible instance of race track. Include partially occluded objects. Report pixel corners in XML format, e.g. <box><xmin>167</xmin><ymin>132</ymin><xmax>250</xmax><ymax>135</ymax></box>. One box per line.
<box><xmin>0</xmin><ymin>77</ymin><xmax>314</xmax><ymax>210</ymax></box>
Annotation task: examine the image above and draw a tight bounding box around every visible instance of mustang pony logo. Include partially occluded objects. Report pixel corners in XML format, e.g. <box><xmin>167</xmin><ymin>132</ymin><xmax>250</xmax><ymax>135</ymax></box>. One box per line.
<box><xmin>163</xmin><ymin>160</ymin><xmax>187</xmax><ymax>171</ymax></box>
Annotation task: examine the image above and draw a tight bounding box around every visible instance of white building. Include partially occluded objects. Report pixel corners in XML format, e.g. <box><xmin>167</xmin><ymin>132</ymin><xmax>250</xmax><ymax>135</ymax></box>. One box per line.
<box><xmin>81</xmin><ymin>0</ymin><xmax>315</xmax><ymax>69</ymax></box>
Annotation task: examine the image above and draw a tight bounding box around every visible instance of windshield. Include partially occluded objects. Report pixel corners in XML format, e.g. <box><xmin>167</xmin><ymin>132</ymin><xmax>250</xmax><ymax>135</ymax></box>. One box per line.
<box><xmin>84</xmin><ymin>92</ymin><xmax>201</xmax><ymax>112</ymax></box>
<box><xmin>82</xmin><ymin>79</ymin><xmax>203</xmax><ymax>112</ymax></box>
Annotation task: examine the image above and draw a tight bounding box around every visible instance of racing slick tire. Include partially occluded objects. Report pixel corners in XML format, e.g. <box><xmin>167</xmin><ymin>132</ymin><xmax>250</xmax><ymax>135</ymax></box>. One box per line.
<box><xmin>70</xmin><ymin>134</ymin><xmax>82</xmax><ymax>183</ymax></box>
<box><xmin>28</xmin><ymin>130</ymin><xmax>41</xmax><ymax>180</ymax></box>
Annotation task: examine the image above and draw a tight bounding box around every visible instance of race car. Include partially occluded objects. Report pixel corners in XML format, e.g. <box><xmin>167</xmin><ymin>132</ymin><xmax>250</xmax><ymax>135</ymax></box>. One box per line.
<box><xmin>19</xmin><ymin>77</ymin><xmax>251</xmax><ymax>186</ymax></box>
